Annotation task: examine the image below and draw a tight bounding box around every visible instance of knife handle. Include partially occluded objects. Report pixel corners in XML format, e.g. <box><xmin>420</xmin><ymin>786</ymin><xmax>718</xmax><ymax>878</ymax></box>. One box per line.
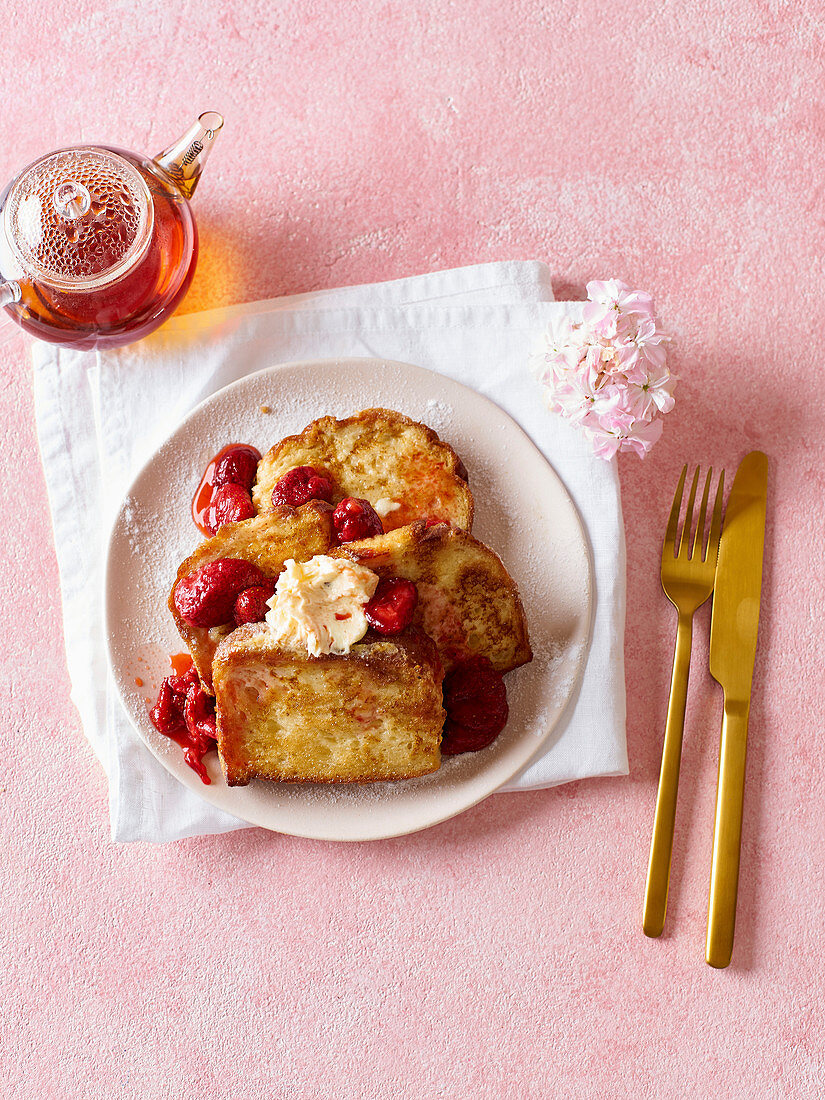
<box><xmin>706</xmin><ymin>698</ymin><xmax>750</xmax><ymax>968</ymax></box>
<box><xmin>643</xmin><ymin>612</ymin><xmax>693</xmax><ymax>938</ymax></box>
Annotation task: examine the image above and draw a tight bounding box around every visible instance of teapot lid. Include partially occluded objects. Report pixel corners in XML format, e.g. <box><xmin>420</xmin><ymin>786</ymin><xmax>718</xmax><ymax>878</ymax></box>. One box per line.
<box><xmin>3</xmin><ymin>147</ymin><xmax>153</xmax><ymax>291</ymax></box>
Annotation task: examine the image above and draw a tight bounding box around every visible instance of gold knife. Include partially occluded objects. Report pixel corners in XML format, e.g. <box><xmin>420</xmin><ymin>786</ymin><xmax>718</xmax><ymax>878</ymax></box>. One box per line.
<box><xmin>706</xmin><ymin>450</ymin><xmax>768</xmax><ymax>968</ymax></box>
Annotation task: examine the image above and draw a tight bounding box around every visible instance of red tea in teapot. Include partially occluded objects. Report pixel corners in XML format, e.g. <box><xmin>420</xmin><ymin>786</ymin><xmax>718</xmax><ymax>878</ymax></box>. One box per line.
<box><xmin>0</xmin><ymin>114</ymin><xmax>222</xmax><ymax>350</ymax></box>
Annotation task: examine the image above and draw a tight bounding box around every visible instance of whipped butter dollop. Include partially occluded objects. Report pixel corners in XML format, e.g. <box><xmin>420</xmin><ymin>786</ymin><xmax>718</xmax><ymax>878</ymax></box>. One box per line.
<box><xmin>266</xmin><ymin>555</ymin><xmax>379</xmax><ymax>657</ymax></box>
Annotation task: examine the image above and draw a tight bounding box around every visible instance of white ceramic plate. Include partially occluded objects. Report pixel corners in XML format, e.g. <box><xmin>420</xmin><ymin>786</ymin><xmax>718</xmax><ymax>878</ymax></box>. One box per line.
<box><xmin>105</xmin><ymin>358</ymin><xmax>592</xmax><ymax>841</ymax></box>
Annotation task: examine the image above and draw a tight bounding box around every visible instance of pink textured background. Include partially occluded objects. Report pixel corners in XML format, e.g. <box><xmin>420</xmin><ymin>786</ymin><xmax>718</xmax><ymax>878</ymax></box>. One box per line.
<box><xmin>2</xmin><ymin>2</ymin><xmax>823</xmax><ymax>1097</ymax></box>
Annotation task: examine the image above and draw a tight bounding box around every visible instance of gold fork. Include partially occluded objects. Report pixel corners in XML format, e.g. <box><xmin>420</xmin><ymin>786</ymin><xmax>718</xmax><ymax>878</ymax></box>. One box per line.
<box><xmin>643</xmin><ymin>465</ymin><xmax>725</xmax><ymax>938</ymax></box>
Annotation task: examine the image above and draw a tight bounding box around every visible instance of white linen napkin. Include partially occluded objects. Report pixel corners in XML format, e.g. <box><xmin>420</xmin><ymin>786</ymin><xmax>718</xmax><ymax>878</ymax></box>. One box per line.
<box><xmin>32</xmin><ymin>261</ymin><xmax>627</xmax><ymax>843</ymax></box>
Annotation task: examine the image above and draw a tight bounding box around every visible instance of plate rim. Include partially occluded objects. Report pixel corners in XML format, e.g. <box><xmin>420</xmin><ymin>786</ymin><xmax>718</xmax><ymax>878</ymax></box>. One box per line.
<box><xmin>103</xmin><ymin>356</ymin><xmax>594</xmax><ymax>841</ymax></box>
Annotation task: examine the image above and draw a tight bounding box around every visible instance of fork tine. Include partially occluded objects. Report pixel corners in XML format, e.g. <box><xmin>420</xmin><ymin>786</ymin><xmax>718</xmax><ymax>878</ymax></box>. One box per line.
<box><xmin>691</xmin><ymin>468</ymin><xmax>713</xmax><ymax>559</ymax></box>
<box><xmin>664</xmin><ymin>465</ymin><xmax>687</xmax><ymax>557</ymax></box>
<box><xmin>679</xmin><ymin>467</ymin><xmax>701</xmax><ymax>556</ymax></box>
<box><xmin>705</xmin><ymin>469</ymin><xmax>725</xmax><ymax>563</ymax></box>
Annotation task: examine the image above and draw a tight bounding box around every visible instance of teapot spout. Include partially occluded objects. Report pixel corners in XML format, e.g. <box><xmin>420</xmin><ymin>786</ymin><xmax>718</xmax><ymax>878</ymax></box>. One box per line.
<box><xmin>153</xmin><ymin>112</ymin><xmax>223</xmax><ymax>200</ymax></box>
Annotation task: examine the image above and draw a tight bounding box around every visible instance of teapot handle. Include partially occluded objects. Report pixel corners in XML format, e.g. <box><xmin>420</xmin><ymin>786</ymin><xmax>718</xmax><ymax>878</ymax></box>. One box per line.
<box><xmin>0</xmin><ymin>281</ymin><xmax>20</xmax><ymax>309</ymax></box>
<box><xmin>0</xmin><ymin>282</ymin><xmax>23</xmax><ymax>346</ymax></box>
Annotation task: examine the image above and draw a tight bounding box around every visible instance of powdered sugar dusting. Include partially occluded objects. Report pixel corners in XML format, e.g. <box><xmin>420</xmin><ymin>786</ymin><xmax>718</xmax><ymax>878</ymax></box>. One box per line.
<box><xmin>105</xmin><ymin>358</ymin><xmax>592</xmax><ymax>838</ymax></box>
<box><xmin>423</xmin><ymin>397</ymin><xmax>454</xmax><ymax>433</ymax></box>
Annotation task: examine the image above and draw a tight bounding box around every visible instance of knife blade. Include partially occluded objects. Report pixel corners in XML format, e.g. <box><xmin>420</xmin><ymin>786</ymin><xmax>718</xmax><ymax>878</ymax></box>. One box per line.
<box><xmin>706</xmin><ymin>450</ymin><xmax>768</xmax><ymax>968</ymax></box>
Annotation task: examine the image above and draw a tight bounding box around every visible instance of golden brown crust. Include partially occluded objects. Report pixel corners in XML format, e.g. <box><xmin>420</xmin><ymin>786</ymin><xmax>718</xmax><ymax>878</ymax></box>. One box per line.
<box><xmin>331</xmin><ymin>521</ymin><xmax>532</xmax><ymax>673</ymax></box>
<box><xmin>168</xmin><ymin>502</ymin><xmax>335</xmax><ymax>693</ymax></box>
<box><xmin>252</xmin><ymin>408</ymin><xmax>473</xmax><ymax>532</ymax></box>
<box><xmin>213</xmin><ymin>626</ymin><xmax>444</xmax><ymax>785</ymax></box>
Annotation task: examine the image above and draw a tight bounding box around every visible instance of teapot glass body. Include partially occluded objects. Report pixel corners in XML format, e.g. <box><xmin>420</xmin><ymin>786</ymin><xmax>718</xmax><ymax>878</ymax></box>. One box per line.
<box><xmin>0</xmin><ymin>147</ymin><xmax>197</xmax><ymax>350</ymax></box>
<box><xmin>0</xmin><ymin>113</ymin><xmax>222</xmax><ymax>350</ymax></box>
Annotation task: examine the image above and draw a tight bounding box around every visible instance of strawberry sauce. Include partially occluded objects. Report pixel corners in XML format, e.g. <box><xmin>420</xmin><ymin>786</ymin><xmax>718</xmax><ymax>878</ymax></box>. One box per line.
<box><xmin>148</xmin><ymin>653</ymin><xmax>218</xmax><ymax>784</ymax></box>
<box><xmin>192</xmin><ymin>444</ymin><xmax>261</xmax><ymax>536</ymax></box>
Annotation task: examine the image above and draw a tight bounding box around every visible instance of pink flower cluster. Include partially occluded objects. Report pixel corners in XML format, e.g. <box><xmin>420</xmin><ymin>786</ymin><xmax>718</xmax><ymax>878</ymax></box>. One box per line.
<box><xmin>533</xmin><ymin>280</ymin><xmax>675</xmax><ymax>460</ymax></box>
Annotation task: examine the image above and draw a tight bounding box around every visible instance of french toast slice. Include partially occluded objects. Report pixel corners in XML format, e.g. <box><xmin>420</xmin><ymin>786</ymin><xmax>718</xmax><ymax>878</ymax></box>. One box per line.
<box><xmin>169</xmin><ymin>502</ymin><xmax>335</xmax><ymax>692</ymax></box>
<box><xmin>331</xmin><ymin>521</ymin><xmax>532</xmax><ymax>673</ymax></box>
<box><xmin>252</xmin><ymin>408</ymin><xmax>473</xmax><ymax>532</ymax></box>
<box><xmin>213</xmin><ymin>625</ymin><xmax>444</xmax><ymax>785</ymax></box>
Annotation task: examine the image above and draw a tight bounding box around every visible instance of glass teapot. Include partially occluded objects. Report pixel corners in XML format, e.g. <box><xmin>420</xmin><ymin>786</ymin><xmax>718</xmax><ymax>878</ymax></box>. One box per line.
<box><xmin>0</xmin><ymin>112</ymin><xmax>223</xmax><ymax>350</ymax></box>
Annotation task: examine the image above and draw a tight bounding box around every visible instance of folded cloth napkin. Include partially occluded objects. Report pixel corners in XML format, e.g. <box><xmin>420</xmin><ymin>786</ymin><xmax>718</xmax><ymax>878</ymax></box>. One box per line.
<box><xmin>32</xmin><ymin>261</ymin><xmax>627</xmax><ymax>843</ymax></box>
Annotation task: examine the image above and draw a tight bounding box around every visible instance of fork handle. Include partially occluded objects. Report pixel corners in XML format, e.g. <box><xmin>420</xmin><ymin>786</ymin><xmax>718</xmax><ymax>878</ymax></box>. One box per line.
<box><xmin>643</xmin><ymin>612</ymin><xmax>693</xmax><ymax>938</ymax></box>
<box><xmin>706</xmin><ymin>698</ymin><xmax>750</xmax><ymax>968</ymax></box>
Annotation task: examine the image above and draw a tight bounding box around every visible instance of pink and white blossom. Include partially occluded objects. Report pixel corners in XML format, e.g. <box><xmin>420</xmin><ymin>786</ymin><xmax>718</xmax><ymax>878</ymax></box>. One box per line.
<box><xmin>532</xmin><ymin>280</ymin><xmax>674</xmax><ymax>460</ymax></box>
